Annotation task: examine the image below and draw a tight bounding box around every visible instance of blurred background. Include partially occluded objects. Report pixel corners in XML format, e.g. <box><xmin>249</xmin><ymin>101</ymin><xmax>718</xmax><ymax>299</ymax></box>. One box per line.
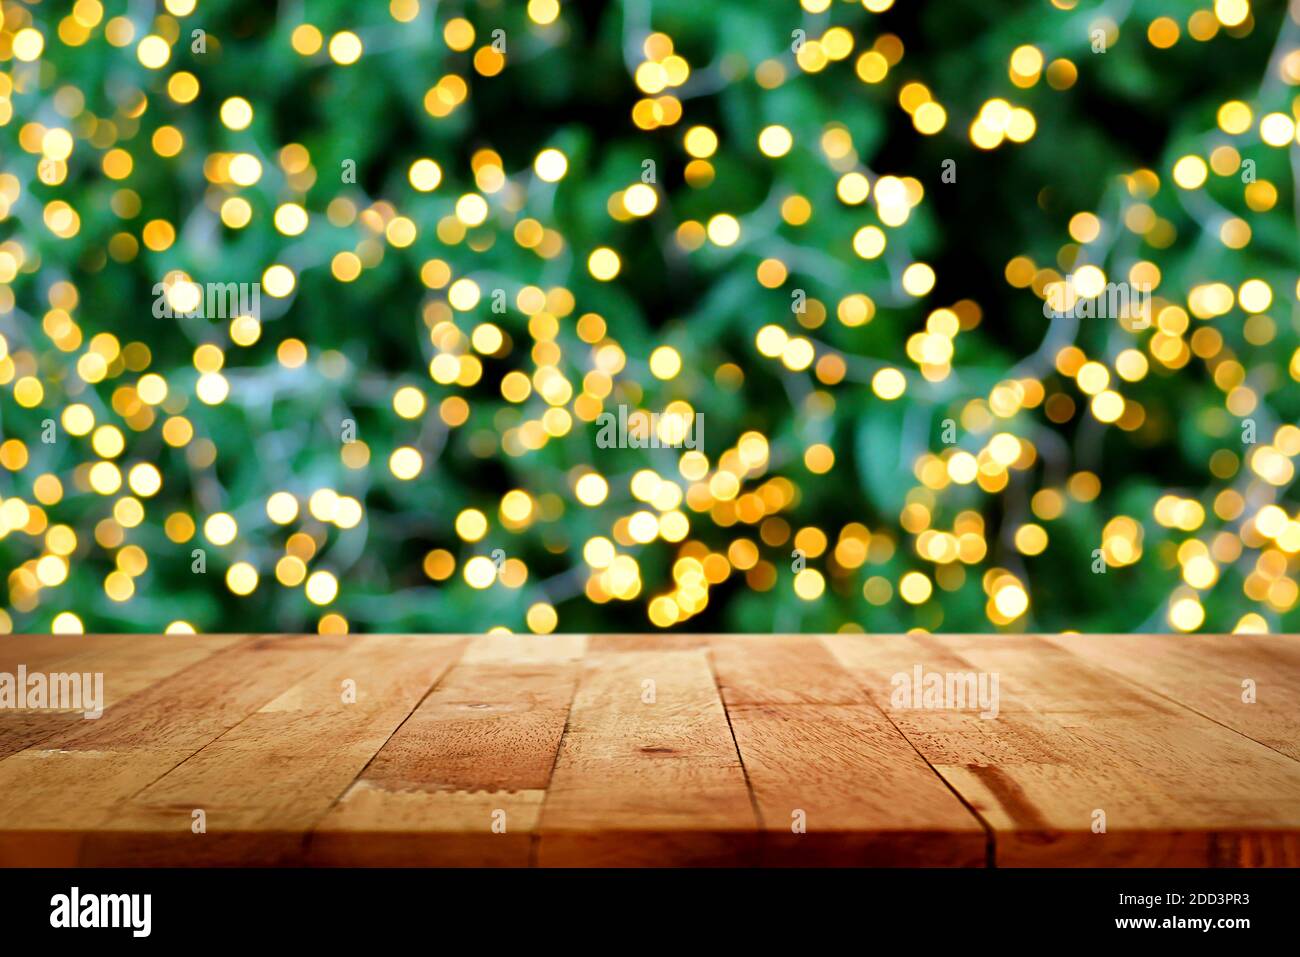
<box><xmin>0</xmin><ymin>0</ymin><xmax>1297</xmax><ymax>635</ymax></box>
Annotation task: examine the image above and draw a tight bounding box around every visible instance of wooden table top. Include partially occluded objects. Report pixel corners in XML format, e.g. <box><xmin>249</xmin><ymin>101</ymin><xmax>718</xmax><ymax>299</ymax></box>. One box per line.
<box><xmin>0</xmin><ymin>633</ymin><xmax>1297</xmax><ymax>867</ymax></box>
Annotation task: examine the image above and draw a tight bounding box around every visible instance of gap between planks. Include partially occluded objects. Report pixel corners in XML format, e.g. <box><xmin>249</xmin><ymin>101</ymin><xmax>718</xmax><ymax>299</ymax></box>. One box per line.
<box><xmin>2</xmin><ymin>634</ymin><xmax>1297</xmax><ymax>867</ymax></box>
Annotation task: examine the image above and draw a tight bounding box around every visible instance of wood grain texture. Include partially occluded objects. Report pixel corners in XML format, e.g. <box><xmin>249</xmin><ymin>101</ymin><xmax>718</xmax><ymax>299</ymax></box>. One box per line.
<box><xmin>0</xmin><ymin>635</ymin><xmax>244</xmax><ymax>762</ymax></box>
<box><xmin>310</xmin><ymin>635</ymin><xmax>581</xmax><ymax>866</ymax></box>
<box><xmin>80</xmin><ymin>634</ymin><xmax>466</xmax><ymax>865</ymax></box>
<box><xmin>0</xmin><ymin>634</ymin><xmax>255</xmax><ymax>865</ymax></box>
<box><xmin>826</xmin><ymin>634</ymin><xmax>1300</xmax><ymax>866</ymax></box>
<box><xmin>1043</xmin><ymin>634</ymin><xmax>1300</xmax><ymax>761</ymax></box>
<box><xmin>1</xmin><ymin>633</ymin><xmax>1297</xmax><ymax>867</ymax></box>
<box><xmin>536</xmin><ymin>647</ymin><xmax>759</xmax><ymax>866</ymax></box>
<box><xmin>712</xmin><ymin>636</ymin><xmax>986</xmax><ymax>866</ymax></box>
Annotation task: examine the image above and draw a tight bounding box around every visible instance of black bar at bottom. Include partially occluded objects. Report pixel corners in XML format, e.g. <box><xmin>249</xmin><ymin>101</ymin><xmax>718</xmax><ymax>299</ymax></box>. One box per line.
<box><xmin>0</xmin><ymin>867</ymin><xmax>1292</xmax><ymax>943</ymax></box>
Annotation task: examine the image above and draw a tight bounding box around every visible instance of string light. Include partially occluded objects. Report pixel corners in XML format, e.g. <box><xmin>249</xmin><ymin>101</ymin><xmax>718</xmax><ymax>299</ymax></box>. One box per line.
<box><xmin>0</xmin><ymin>1</ymin><xmax>1294</xmax><ymax>638</ymax></box>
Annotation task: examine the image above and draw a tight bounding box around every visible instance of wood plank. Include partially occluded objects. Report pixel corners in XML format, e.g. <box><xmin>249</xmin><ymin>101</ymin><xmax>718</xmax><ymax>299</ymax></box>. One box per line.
<box><xmin>586</xmin><ymin>634</ymin><xmax>709</xmax><ymax>653</ymax></box>
<box><xmin>536</xmin><ymin>646</ymin><xmax>758</xmax><ymax>866</ymax></box>
<box><xmin>309</xmin><ymin>635</ymin><xmax>583</xmax><ymax>866</ymax></box>
<box><xmin>825</xmin><ymin>634</ymin><xmax>1300</xmax><ymax>866</ymax></box>
<box><xmin>0</xmin><ymin>636</ymin><xmax>246</xmax><ymax>760</ymax></box>
<box><xmin>711</xmin><ymin>636</ymin><xmax>986</xmax><ymax>865</ymax></box>
<box><xmin>457</xmin><ymin>633</ymin><xmax>587</xmax><ymax>664</ymax></box>
<box><xmin>0</xmin><ymin>634</ymin><xmax>119</xmax><ymax>671</ymax></box>
<box><xmin>709</xmin><ymin>634</ymin><xmax>870</xmax><ymax>705</ymax></box>
<box><xmin>0</xmin><ymin>635</ymin><xmax>356</xmax><ymax>865</ymax></box>
<box><xmin>78</xmin><ymin>634</ymin><xmax>467</xmax><ymax>866</ymax></box>
<box><xmin>2</xmin><ymin>632</ymin><xmax>1297</xmax><ymax>868</ymax></box>
<box><xmin>1045</xmin><ymin>634</ymin><xmax>1300</xmax><ymax>762</ymax></box>
<box><xmin>312</xmin><ymin>785</ymin><xmax>543</xmax><ymax>866</ymax></box>
<box><xmin>0</xmin><ymin>637</ymin><xmax>109</xmax><ymax>761</ymax></box>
